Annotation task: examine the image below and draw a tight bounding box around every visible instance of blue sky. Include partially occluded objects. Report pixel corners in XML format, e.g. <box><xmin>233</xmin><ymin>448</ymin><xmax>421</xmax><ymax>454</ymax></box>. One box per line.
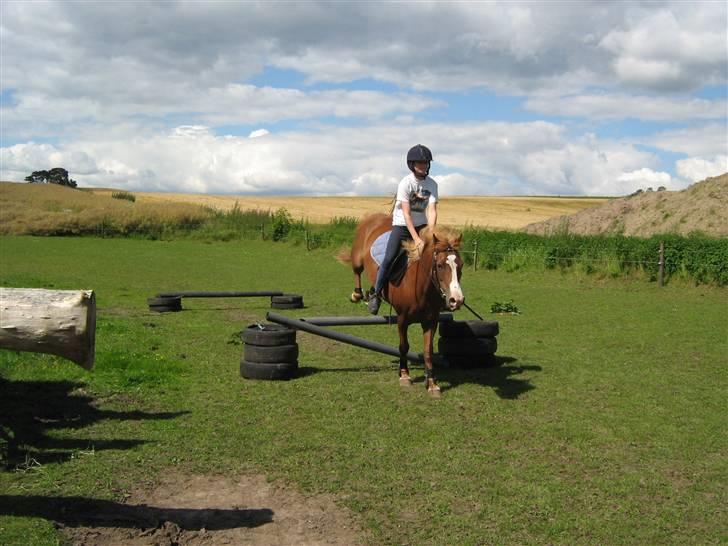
<box><xmin>1</xmin><ymin>1</ymin><xmax>726</xmax><ymax>196</ymax></box>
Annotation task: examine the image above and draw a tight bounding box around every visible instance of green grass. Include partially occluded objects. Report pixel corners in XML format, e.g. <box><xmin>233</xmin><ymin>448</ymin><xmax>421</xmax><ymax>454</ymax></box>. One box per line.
<box><xmin>1</xmin><ymin>236</ymin><xmax>727</xmax><ymax>545</ymax></box>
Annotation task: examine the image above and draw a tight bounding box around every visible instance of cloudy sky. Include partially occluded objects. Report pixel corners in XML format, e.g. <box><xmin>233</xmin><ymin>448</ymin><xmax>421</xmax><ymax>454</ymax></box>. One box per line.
<box><xmin>1</xmin><ymin>1</ymin><xmax>726</xmax><ymax>196</ymax></box>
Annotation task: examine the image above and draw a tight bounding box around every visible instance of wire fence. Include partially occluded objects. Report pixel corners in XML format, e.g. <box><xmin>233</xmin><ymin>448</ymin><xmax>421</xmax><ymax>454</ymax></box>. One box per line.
<box><xmin>5</xmin><ymin>222</ymin><xmax>725</xmax><ymax>286</ymax></box>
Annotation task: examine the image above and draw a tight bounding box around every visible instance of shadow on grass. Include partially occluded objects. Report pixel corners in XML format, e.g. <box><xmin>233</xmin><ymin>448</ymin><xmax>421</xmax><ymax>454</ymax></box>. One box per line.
<box><xmin>436</xmin><ymin>356</ymin><xmax>542</xmax><ymax>398</ymax></box>
<box><xmin>0</xmin><ymin>377</ymin><xmax>188</xmax><ymax>469</ymax></box>
<box><xmin>0</xmin><ymin>495</ymin><xmax>273</xmax><ymax>530</ymax></box>
<box><xmin>297</xmin><ymin>365</ymin><xmax>384</xmax><ymax>377</ymax></box>
<box><xmin>296</xmin><ymin>355</ymin><xmax>540</xmax><ymax>399</ymax></box>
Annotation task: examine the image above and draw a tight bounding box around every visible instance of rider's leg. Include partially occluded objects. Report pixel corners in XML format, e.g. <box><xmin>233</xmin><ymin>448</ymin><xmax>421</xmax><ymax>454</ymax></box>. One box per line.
<box><xmin>369</xmin><ymin>226</ymin><xmax>409</xmax><ymax>314</ymax></box>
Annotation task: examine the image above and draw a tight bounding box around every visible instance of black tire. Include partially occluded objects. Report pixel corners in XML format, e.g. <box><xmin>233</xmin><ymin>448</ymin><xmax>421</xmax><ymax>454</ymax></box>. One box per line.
<box><xmin>147</xmin><ymin>296</ymin><xmax>182</xmax><ymax>307</ymax></box>
<box><xmin>148</xmin><ymin>305</ymin><xmax>181</xmax><ymax>313</ymax></box>
<box><xmin>240</xmin><ymin>360</ymin><xmax>298</xmax><ymax>380</ymax></box>
<box><xmin>244</xmin><ymin>343</ymin><xmax>299</xmax><ymax>364</ymax></box>
<box><xmin>148</xmin><ymin>296</ymin><xmax>182</xmax><ymax>313</ymax></box>
<box><xmin>243</xmin><ymin>323</ymin><xmax>296</xmax><ymax>346</ymax></box>
<box><xmin>271</xmin><ymin>294</ymin><xmax>304</xmax><ymax>305</ymax></box>
<box><xmin>437</xmin><ymin>336</ymin><xmax>497</xmax><ymax>356</ymax></box>
<box><xmin>443</xmin><ymin>353</ymin><xmax>500</xmax><ymax>369</ymax></box>
<box><xmin>270</xmin><ymin>301</ymin><xmax>304</xmax><ymax>309</ymax></box>
<box><xmin>439</xmin><ymin>319</ymin><xmax>499</xmax><ymax>338</ymax></box>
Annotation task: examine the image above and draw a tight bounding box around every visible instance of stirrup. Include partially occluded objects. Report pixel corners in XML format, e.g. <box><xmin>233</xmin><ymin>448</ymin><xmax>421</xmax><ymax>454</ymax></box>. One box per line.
<box><xmin>364</xmin><ymin>287</ymin><xmax>376</xmax><ymax>302</ymax></box>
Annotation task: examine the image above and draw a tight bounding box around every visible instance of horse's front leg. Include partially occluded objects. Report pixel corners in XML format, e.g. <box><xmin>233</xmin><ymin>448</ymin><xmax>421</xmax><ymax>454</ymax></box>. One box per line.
<box><xmin>422</xmin><ymin>319</ymin><xmax>441</xmax><ymax>396</ymax></box>
<box><xmin>397</xmin><ymin>317</ymin><xmax>413</xmax><ymax>387</ymax></box>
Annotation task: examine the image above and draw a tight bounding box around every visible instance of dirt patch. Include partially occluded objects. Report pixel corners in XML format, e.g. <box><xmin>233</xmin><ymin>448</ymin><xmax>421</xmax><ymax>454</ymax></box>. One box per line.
<box><xmin>525</xmin><ymin>173</ymin><xmax>728</xmax><ymax>237</ymax></box>
<box><xmin>60</xmin><ymin>472</ymin><xmax>366</xmax><ymax>545</ymax></box>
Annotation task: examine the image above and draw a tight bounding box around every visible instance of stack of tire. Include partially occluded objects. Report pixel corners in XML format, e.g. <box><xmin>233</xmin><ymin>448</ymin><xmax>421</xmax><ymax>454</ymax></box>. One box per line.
<box><xmin>147</xmin><ymin>295</ymin><xmax>182</xmax><ymax>313</ymax></box>
<box><xmin>241</xmin><ymin>323</ymin><xmax>299</xmax><ymax>380</ymax></box>
<box><xmin>270</xmin><ymin>294</ymin><xmax>304</xmax><ymax>309</ymax></box>
<box><xmin>437</xmin><ymin>318</ymin><xmax>499</xmax><ymax>368</ymax></box>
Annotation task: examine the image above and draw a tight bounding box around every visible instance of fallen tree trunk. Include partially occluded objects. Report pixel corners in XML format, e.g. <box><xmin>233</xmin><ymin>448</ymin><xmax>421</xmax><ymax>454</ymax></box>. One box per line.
<box><xmin>0</xmin><ymin>288</ymin><xmax>96</xmax><ymax>370</ymax></box>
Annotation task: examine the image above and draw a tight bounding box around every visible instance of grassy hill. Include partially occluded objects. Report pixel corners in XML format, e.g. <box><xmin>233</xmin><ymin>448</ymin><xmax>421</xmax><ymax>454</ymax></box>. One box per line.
<box><xmin>0</xmin><ymin>182</ymin><xmax>209</xmax><ymax>235</ymax></box>
<box><xmin>0</xmin><ymin>181</ymin><xmax>605</xmax><ymax>234</ymax></box>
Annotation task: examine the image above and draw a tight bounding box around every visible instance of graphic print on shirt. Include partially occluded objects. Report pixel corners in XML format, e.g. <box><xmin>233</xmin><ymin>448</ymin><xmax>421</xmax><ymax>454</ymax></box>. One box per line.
<box><xmin>410</xmin><ymin>187</ymin><xmax>431</xmax><ymax>213</ymax></box>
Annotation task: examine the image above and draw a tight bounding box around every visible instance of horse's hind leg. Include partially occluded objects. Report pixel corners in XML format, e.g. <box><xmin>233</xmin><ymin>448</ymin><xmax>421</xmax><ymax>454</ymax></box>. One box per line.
<box><xmin>350</xmin><ymin>253</ymin><xmax>365</xmax><ymax>303</ymax></box>
<box><xmin>397</xmin><ymin>317</ymin><xmax>413</xmax><ymax>387</ymax></box>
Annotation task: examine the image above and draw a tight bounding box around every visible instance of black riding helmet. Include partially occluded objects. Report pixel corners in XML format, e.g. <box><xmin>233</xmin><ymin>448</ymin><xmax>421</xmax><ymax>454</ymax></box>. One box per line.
<box><xmin>407</xmin><ymin>144</ymin><xmax>433</xmax><ymax>177</ymax></box>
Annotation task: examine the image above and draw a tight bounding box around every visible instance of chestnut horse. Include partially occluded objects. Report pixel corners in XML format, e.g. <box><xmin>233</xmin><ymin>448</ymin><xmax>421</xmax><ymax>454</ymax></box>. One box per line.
<box><xmin>343</xmin><ymin>213</ymin><xmax>464</xmax><ymax>395</ymax></box>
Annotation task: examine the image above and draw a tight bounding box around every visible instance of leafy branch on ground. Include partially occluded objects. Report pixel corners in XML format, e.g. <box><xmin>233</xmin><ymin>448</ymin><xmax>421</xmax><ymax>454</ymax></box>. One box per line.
<box><xmin>491</xmin><ymin>300</ymin><xmax>520</xmax><ymax>314</ymax></box>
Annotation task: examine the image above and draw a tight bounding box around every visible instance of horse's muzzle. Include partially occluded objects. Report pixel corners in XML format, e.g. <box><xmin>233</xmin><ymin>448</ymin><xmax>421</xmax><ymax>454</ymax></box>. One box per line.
<box><xmin>448</xmin><ymin>296</ymin><xmax>464</xmax><ymax>311</ymax></box>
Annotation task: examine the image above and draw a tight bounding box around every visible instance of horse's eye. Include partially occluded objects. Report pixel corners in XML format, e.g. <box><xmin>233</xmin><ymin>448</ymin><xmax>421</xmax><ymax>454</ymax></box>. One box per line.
<box><xmin>437</xmin><ymin>264</ymin><xmax>444</xmax><ymax>270</ymax></box>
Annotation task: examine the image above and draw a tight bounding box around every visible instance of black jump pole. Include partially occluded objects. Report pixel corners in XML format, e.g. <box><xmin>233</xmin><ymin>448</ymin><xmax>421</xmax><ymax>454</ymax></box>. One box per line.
<box><xmin>301</xmin><ymin>315</ymin><xmax>398</xmax><ymax>326</ymax></box>
<box><xmin>266</xmin><ymin>312</ymin><xmax>424</xmax><ymax>364</ymax></box>
<box><xmin>300</xmin><ymin>313</ymin><xmax>454</xmax><ymax>327</ymax></box>
<box><xmin>157</xmin><ymin>291</ymin><xmax>284</xmax><ymax>298</ymax></box>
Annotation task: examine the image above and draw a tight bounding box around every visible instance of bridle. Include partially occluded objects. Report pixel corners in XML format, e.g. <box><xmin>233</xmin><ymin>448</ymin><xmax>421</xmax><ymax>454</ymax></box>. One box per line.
<box><xmin>431</xmin><ymin>246</ymin><xmax>459</xmax><ymax>302</ymax></box>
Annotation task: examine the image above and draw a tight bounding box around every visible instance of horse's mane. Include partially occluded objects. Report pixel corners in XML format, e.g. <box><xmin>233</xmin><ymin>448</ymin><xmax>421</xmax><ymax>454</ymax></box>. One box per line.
<box><xmin>403</xmin><ymin>225</ymin><xmax>462</xmax><ymax>261</ymax></box>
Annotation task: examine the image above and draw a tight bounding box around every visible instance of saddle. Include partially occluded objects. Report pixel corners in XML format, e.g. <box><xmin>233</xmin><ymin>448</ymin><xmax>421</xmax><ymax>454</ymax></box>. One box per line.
<box><xmin>370</xmin><ymin>230</ymin><xmax>409</xmax><ymax>285</ymax></box>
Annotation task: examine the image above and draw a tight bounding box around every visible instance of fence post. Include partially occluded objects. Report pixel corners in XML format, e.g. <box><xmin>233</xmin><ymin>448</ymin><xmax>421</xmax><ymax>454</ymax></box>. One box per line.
<box><xmin>305</xmin><ymin>230</ymin><xmax>310</xmax><ymax>251</ymax></box>
<box><xmin>658</xmin><ymin>241</ymin><xmax>665</xmax><ymax>287</ymax></box>
<box><xmin>260</xmin><ymin>224</ymin><xmax>265</xmax><ymax>240</ymax></box>
<box><xmin>473</xmin><ymin>240</ymin><xmax>478</xmax><ymax>271</ymax></box>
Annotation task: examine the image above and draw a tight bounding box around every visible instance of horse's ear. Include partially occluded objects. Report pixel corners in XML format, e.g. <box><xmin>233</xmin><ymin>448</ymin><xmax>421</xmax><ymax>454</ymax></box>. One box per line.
<box><xmin>453</xmin><ymin>233</ymin><xmax>463</xmax><ymax>249</ymax></box>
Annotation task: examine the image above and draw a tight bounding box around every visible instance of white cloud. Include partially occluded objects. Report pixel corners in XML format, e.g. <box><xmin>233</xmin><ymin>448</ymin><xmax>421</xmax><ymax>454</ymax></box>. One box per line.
<box><xmin>600</xmin><ymin>6</ymin><xmax>727</xmax><ymax>91</ymax></box>
<box><xmin>525</xmin><ymin>94</ymin><xmax>726</xmax><ymax>122</ymax></box>
<box><xmin>3</xmin><ymin>1</ymin><xmax>724</xmax><ymax>106</ymax></box>
<box><xmin>646</xmin><ymin>124</ymin><xmax>727</xmax><ymax>156</ymax></box>
<box><xmin>1</xmin><ymin>121</ymin><xmax>684</xmax><ymax>196</ymax></box>
<box><xmin>1</xmin><ymin>2</ymin><xmax>726</xmax><ymax>198</ymax></box>
<box><xmin>676</xmin><ymin>156</ymin><xmax>728</xmax><ymax>183</ymax></box>
<box><xmin>617</xmin><ymin>168</ymin><xmax>672</xmax><ymax>188</ymax></box>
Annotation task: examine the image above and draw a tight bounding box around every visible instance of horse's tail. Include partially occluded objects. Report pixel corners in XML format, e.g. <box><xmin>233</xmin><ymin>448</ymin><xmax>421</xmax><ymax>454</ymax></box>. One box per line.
<box><xmin>336</xmin><ymin>246</ymin><xmax>352</xmax><ymax>265</ymax></box>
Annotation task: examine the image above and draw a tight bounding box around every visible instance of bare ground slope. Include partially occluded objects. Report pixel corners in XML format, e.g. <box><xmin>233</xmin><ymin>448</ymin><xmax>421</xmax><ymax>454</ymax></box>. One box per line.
<box><xmin>524</xmin><ymin>173</ymin><xmax>728</xmax><ymax>238</ymax></box>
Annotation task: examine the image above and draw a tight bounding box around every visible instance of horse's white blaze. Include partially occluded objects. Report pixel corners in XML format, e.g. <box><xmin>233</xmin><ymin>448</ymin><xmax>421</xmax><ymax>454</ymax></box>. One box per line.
<box><xmin>446</xmin><ymin>254</ymin><xmax>463</xmax><ymax>304</ymax></box>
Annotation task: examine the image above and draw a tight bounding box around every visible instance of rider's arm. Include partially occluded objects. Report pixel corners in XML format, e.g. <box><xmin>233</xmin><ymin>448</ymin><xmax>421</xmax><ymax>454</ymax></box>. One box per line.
<box><xmin>427</xmin><ymin>201</ymin><xmax>437</xmax><ymax>228</ymax></box>
<box><xmin>401</xmin><ymin>201</ymin><xmax>424</xmax><ymax>247</ymax></box>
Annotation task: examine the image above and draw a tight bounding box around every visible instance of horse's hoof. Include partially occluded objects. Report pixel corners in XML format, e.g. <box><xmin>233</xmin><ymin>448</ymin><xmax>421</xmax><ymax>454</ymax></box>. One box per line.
<box><xmin>427</xmin><ymin>385</ymin><xmax>442</xmax><ymax>397</ymax></box>
<box><xmin>350</xmin><ymin>292</ymin><xmax>363</xmax><ymax>303</ymax></box>
<box><xmin>399</xmin><ymin>376</ymin><xmax>413</xmax><ymax>387</ymax></box>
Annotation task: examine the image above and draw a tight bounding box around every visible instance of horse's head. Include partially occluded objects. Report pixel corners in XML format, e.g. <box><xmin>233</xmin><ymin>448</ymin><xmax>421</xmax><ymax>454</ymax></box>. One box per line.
<box><xmin>432</xmin><ymin>231</ymin><xmax>465</xmax><ymax>311</ymax></box>
<box><xmin>407</xmin><ymin>226</ymin><xmax>465</xmax><ymax>312</ymax></box>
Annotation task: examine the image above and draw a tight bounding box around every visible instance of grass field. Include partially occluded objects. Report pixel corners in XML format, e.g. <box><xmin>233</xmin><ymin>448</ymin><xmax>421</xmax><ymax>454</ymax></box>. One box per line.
<box><xmin>1</xmin><ymin>182</ymin><xmax>607</xmax><ymax>233</ymax></box>
<box><xmin>1</xmin><ymin>236</ymin><xmax>726</xmax><ymax>544</ymax></box>
<box><xmin>88</xmin><ymin>187</ymin><xmax>608</xmax><ymax>229</ymax></box>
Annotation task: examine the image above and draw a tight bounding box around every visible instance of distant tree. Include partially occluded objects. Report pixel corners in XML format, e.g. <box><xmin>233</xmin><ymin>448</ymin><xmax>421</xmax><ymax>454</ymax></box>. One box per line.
<box><xmin>657</xmin><ymin>186</ymin><xmax>666</xmax><ymax>192</ymax></box>
<box><xmin>24</xmin><ymin>167</ymin><xmax>77</xmax><ymax>188</ymax></box>
<box><xmin>24</xmin><ymin>170</ymin><xmax>49</xmax><ymax>183</ymax></box>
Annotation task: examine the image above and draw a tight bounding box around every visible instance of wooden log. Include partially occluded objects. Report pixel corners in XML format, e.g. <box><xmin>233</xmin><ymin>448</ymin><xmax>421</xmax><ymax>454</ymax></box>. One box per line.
<box><xmin>0</xmin><ymin>288</ymin><xmax>96</xmax><ymax>370</ymax></box>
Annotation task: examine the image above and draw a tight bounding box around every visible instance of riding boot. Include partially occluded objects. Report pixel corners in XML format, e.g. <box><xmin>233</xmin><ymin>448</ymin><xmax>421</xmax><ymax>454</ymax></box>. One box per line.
<box><xmin>367</xmin><ymin>293</ymin><xmax>381</xmax><ymax>315</ymax></box>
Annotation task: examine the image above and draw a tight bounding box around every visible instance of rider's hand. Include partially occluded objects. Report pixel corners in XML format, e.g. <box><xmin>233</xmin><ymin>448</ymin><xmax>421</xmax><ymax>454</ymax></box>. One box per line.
<box><xmin>414</xmin><ymin>237</ymin><xmax>424</xmax><ymax>249</ymax></box>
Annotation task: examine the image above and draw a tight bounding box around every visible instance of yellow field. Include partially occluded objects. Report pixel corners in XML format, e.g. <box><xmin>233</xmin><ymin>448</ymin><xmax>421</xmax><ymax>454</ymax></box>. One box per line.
<box><xmin>89</xmin><ymin>189</ymin><xmax>606</xmax><ymax>230</ymax></box>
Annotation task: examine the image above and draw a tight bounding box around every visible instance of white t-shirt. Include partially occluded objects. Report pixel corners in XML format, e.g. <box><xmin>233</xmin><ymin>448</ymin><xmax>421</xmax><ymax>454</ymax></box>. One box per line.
<box><xmin>392</xmin><ymin>173</ymin><xmax>438</xmax><ymax>227</ymax></box>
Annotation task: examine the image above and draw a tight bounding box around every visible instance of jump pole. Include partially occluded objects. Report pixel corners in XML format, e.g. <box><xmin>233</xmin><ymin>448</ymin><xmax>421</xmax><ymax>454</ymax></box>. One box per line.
<box><xmin>299</xmin><ymin>313</ymin><xmax>454</xmax><ymax>327</ymax></box>
<box><xmin>158</xmin><ymin>291</ymin><xmax>284</xmax><ymax>298</ymax></box>
<box><xmin>266</xmin><ymin>312</ymin><xmax>425</xmax><ymax>364</ymax></box>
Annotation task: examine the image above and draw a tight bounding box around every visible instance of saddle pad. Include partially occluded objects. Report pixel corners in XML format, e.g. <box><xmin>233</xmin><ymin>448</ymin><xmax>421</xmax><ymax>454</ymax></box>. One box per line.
<box><xmin>370</xmin><ymin>231</ymin><xmax>391</xmax><ymax>266</ymax></box>
<box><xmin>370</xmin><ymin>231</ymin><xmax>409</xmax><ymax>285</ymax></box>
